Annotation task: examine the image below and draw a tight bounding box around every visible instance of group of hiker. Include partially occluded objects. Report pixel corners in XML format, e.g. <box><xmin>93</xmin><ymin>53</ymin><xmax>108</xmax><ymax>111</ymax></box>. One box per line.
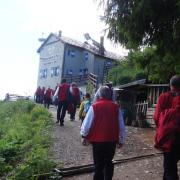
<box><xmin>34</xmin><ymin>75</ymin><xmax>180</xmax><ymax>180</ymax></box>
<box><xmin>35</xmin><ymin>86</ymin><xmax>50</xmax><ymax>104</ymax></box>
<box><xmin>35</xmin><ymin>80</ymin><xmax>84</xmax><ymax>122</ymax></box>
<box><xmin>80</xmin><ymin>75</ymin><xmax>180</xmax><ymax>180</ymax></box>
<box><xmin>35</xmin><ymin>86</ymin><xmax>59</xmax><ymax>109</ymax></box>
<box><xmin>53</xmin><ymin>79</ymin><xmax>83</xmax><ymax>126</ymax></box>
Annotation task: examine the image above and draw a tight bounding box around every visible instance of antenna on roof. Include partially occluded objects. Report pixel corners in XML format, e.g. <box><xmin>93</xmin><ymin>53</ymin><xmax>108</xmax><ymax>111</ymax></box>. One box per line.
<box><xmin>84</xmin><ymin>33</ymin><xmax>91</xmax><ymax>40</ymax></box>
<box><xmin>84</xmin><ymin>33</ymin><xmax>100</xmax><ymax>47</ymax></box>
<box><xmin>84</xmin><ymin>33</ymin><xmax>105</xmax><ymax>55</ymax></box>
<box><xmin>38</xmin><ymin>32</ymin><xmax>46</xmax><ymax>42</ymax></box>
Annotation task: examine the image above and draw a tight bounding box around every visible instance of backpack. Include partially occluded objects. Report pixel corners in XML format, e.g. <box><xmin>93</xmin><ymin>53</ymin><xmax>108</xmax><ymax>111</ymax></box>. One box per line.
<box><xmin>155</xmin><ymin>92</ymin><xmax>180</xmax><ymax>152</ymax></box>
<box><xmin>58</xmin><ymin>83</ymin><xmax>70</xmax><ymax>101</ymax></box>
<box><xmin>84</xmin><ymin>100</ymin><xmax>91</xmax><ymax>113</ymax></box>
<box><xmin>71</xmin><ymin>87</ymin><xmax>80</xmax><ymax>102</ymax></box>
<box><xmin>82</xmin><ymin>100</ymin><xmax>91</xmax><ymax>118</ymax></box>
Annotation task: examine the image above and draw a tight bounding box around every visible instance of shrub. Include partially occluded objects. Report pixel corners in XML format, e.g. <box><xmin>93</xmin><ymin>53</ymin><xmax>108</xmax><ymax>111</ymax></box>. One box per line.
<box><xmin>0</xmin><ymin>100</ymin><xmax>55</xmax><ymax>179</ymax></box>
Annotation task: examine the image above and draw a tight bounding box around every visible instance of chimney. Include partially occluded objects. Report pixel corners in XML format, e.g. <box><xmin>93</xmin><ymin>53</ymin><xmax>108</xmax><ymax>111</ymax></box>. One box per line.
<box><xmin>58</xmin><ymin>30</ymin><xmax>62</xmax><ymax>37</ymax></box>
<box><xmin>100</xmin><ymin>36</ymin><xmax>105</xmax><ymax>55</ymax></box>
<box><xmin>100</xmin><ymin>36</ymin><xmax>104</xmax><ymax>47</ymax></box>
<box><xmin>38</xmin><ymin>32</ymin><xmax>46</xmax><ymax>42</ymax></box>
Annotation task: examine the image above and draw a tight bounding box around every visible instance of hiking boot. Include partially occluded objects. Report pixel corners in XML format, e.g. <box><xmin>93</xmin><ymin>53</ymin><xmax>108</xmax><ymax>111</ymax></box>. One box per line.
<box><xmin>60</xmin><ymin>122</ymin><xmax>64</xmax><ymax>126</ymax></box>
<box><xmin>70</xmin><ymin>117</ymin><xmax>75</xmax><ymax>121</ymax></box>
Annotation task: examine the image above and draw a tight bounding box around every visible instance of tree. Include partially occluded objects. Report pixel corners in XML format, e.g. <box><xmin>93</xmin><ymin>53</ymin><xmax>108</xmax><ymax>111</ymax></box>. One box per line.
<box><xmin>107</xmin><ymin>47</ymin><xmax>156</xmax><ymax>84</ymax></box>
<box><xmin>107</xmin><ymin>61</ymin><xmax>135</xmax><ymax>85</ymax></box>
<box><xmin>99</xmin><ymin>0</ymin><xmax>180</xmax><ymax>82</ymax></box>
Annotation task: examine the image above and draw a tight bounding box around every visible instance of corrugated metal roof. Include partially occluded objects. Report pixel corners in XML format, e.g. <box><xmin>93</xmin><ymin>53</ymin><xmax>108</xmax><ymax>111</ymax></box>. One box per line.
<box><xmin>37</xmin><ymin>33</ymin><xmax>122</xmax><ymax>61</ymax></box>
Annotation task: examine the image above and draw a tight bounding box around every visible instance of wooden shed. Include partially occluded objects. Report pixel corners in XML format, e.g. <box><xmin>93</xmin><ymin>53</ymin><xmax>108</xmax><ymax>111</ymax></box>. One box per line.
<box><xmin>116</xmin><ymin>79</ymin><xmax>169</xmax><ymax>127</ymax></box>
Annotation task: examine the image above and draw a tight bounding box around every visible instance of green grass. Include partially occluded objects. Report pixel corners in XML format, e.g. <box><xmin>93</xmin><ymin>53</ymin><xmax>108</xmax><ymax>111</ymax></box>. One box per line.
<box><xmin>0</xmin><ymin>100</ymin><xmax>56</xmax><ymax>179</ymax></box>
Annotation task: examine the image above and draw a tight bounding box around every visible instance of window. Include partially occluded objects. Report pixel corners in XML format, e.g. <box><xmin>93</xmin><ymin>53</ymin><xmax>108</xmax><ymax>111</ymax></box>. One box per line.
<box><xmin>83</xmin><ymin>68</ymin><xmax>88</xmax><ymax>75</ymax></box>
<box><xmin>67</xmin><ymin>69</ymin><xmax>73</xmax><ymax>75</ymax></box>
<box><xmin>40</xmin><ymin>69</ymin><xmax>47</xmax><ymax>79</ymax></box>
<box><xmin>84</xmin><ymin>52</ymin><xmax>89</xmax><ymax>60</ymax></box>
<box><xmin>79</xmin><ymin>69</ymin><xmax>83</xmax><ymax>75</ymax></box>
<box><xmin>105</xmin><ymin>61</ymin><xmax>112</xmax><ymax>67</ymax></box>
<box><xmin>51</xmin><ymin>66</ymin><xmax>60</xmax><ymax>77</ymax></box>
<box><xmin>67</xmin><ymin>49</ymin><xmax>75</xmax><ymax>57</ymax></box>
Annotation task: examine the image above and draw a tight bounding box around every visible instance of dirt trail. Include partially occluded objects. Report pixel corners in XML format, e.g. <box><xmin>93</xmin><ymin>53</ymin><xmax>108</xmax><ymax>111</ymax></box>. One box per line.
<box><xmin>49</xmin><ymin>106</ymin><xmax>180</xmax><ymax>180</ymax></box>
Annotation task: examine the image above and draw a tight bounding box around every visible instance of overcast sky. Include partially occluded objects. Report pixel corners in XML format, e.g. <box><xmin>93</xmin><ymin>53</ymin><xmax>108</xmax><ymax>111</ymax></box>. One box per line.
<box><xmin>0</xmin><ymin>0</ymin><xmax>127</xmax><ymax>99</ymax></box>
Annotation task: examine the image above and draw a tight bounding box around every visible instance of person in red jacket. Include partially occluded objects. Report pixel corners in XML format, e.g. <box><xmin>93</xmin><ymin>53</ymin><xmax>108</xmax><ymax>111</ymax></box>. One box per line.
<box><xmin>69</xmin><ymin>82</ymin><xmax>80</xmax><ymax>121</ymax></box>
<box><xmin>35</xmin><ymin>86</ymin><xmax>42</xmax><ymax>103</ymax></box>
<box><xmin>44</xmin><ymin>86</ymin><xmax>52</xmax><ymax>109</ymax></box>
<box><xmin>80</xmin><ymin>86</ymin><xmax>125</xmax><ymax>180</ymax></box>
<box><xmin>154</xmin><ymin>75</ymin><xmax>180</xmax><ymax>180</ymax></box>
<box><xmin>53</xmin><ymin>79</ymin><xmax>70</xmax><ymax>126</ymax></box>
<box><xmin>40</xmin><ymin>87</ymin><xmax>45</xmax><ymax>104</ymax></box>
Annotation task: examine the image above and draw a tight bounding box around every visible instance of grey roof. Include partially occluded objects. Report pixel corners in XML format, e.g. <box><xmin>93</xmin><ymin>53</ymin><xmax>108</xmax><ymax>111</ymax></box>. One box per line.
<box><xmin>118</xmin><ymin>79</ymin><xmax>147</xmax><ymax>89</ymax></box>
<box><xmin>118</xmin><ymin>79</ymin><xmax>169</xmax><ymax>89</ymax></box>
<box><xmin>37</xmin><ymin>33</ymin><xmax>122</xmax><ymax>61</ymax></box>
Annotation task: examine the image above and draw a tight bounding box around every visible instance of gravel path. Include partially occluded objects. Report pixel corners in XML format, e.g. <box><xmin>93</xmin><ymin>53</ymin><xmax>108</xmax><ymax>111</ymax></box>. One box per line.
<box><xmin>49</xmin><ymin>106</ymin><xmax>180</xmax><ymax>180</ymax></box>
<box><xmin>50</xmin><ymin>106</ymin><xmax>93</xmax><ymax>167</ymax></box>
<box><xmin>64</xmin><ymin>156</ymin><xmax>164</xmax><ymax>180</ymax></box>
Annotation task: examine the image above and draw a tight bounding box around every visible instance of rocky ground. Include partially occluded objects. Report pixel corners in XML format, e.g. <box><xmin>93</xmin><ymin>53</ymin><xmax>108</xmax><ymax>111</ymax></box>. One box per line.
<box><xmin>49</xmin><ymin>106</ymin><xmax>180</xmax><ymax>180</ymax></box>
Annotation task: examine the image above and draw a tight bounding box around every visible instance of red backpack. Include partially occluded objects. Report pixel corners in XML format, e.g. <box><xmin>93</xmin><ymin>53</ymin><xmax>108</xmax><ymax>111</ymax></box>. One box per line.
<box><xmin>58</xmin><ymin>83</ymin><xmax>70</xmax><ymax>101</ymax></box>
<box><xmin>155</xmin><ymin>92</ymin><xmax>180</xmax><ymax>152</ymax></box>
<box><xmin>72</xmin><ymin>87</ymin><xmax>80</xmax><ymax>102</ymax></box>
